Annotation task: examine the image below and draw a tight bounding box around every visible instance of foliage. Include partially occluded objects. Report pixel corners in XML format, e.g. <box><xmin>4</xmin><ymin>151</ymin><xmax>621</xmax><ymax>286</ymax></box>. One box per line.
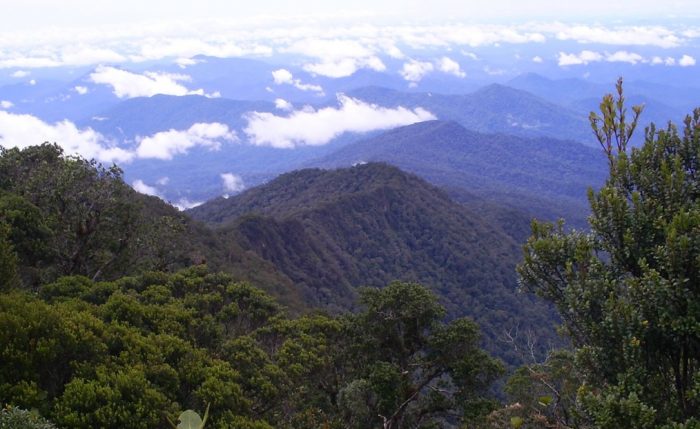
<box><xmin>0</xmin><ymin>406</ymin><xmax>56</xmax><ymax>429</ymax></box>
<box><xmin>0</xmin><ymin>265</ymin><xmax>500</xmax><ymax>428</ymax></box>
<box><xmin>190</xmin><ymin>162</ymin><xmax>561</xmax><ymax>364</ymax></box>
<box><xmin>343</xmin><ymin>282</ymin><xmax>503</xmax><ymax>428</ymax></box>
<box><xmin>0</xmin><ymin>144</ymin><xmax>304</xmax><ymax>308</ymax></box>
<box><xmin>517</xmin><ymin>80</ymin><xmax>700</xmax><ymax>427</ymax></box>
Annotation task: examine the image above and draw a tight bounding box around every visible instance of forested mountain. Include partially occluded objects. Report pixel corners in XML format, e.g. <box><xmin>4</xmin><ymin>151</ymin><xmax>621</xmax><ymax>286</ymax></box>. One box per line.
<box><xmin>0</xmin><ymin>144</ymin><xmax>306</xmax><ymax>309</ymax></box>
<box><xmin>189</xmin><ymin>163</ymin><xmax>559</xmax><ymax>363</ymax></box>
<box><xmin>310</xmin><ymin>120</ymin><xmax>607</xmax><ymax>228</ymax></box>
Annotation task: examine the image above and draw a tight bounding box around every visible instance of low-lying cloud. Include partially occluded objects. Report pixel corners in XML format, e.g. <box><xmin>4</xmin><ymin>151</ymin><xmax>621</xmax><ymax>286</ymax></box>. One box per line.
<box><xmin>243</xmin><ymin>95</ymin><xmax>436</xmax><ymax>148</ymax></box>
<box><xmin>271</xmin><ymin>69</ymin><xmax>324</xmax><ymax>94</ymax></box>
<box><xmin>221</xmin><ymin>173</ymin><xmax>245</xmax><ymax>193</ymax></box>
<box><xmin>136</xmin><ymin>122</ymin><xmax>237</xmax><ymax>160</ymax></box>
<box><xmin>132</xmin><ymin>179</ymin><xmax>161</xmax><ymax>197</ymax></box>
<box><xmin>679</xmin><ymin>55</ymin><xmax>696</xmax><ymax>67</ymax></box>
<box><xmin>0</xmin><ymin>109</ymin><xmax>237</xmax><ymax>165</ymax></box>
<box><xmin>284</xmin><ymin>38</ymin><xmax>386</xmax><ymax>78</ymax></box>
<box><xmin>437</xmin><ymin>57</ymin><xmax>466</xmax><ymax>77</ymax></box>
<box><xmin>400</xmin><ymin>60</ymin><xmax>434</xmax><ymax>83</ymax></box>
<box><xmin>89</xmin><ymin>65</ymin><xmax>217</xmax><ymax>98</ymax></box>
<box><xmin>400</xmin><ymin>56</ymin><xmax>467</xmax><ymax>83</ymax></box>
<box><xmin>0</xmin><ymin>110</ymin><xmax>132</xmax><ymax>163</ymax></box>
<box><xmin>558</xmin><ymin>50</ymin><xmax>697</xmax><ymax>67</ymax></box>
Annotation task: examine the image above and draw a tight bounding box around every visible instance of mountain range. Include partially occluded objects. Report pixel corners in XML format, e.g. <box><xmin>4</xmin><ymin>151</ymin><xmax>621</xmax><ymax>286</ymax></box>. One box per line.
<box><xmin>188</xmin><ymin>162</ymin><xmax>561</xmax><ymax>364</ymax></box>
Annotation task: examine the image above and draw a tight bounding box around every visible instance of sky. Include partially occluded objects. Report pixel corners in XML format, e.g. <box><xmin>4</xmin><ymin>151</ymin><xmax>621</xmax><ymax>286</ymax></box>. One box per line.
<box><xmin>0</xmin><ymin>0</ymin><xmax>697</xmax><ymax>33</ymax></box>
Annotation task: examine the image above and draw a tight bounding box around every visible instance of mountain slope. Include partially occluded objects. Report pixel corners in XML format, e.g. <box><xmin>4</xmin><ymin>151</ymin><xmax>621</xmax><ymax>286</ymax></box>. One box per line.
<box><xmin>189</xmin><ymin>163</ymin><xmax>559</xmax><ymax>364</ymax></box>
<box><xmin>309</xmin><ymin>120</ymin><xmax>607</xmax><ymax>228</ymax></box>
<box><xmin>346</xmin><ymin>84</ymin><xmax>592</xmax><ymax>144</ymax></box>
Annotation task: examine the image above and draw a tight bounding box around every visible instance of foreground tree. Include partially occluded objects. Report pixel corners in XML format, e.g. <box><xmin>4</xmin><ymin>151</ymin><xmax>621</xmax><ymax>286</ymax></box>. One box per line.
<box><xmin>340</xmin><ymin>282</ymin><xmax>503</xmax><ymax>429</ymax></box>
<box><xmin>517</xmin><ymin>79</ymin><xmax>700</xmax><ymax>428</ymax></box>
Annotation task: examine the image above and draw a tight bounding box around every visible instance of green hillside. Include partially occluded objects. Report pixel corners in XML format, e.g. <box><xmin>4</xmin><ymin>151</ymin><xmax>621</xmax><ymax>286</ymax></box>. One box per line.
<box><xmin>189</xmin><ymin>163</ymin><xmax>560</xmax><ymax>363</ymax></box>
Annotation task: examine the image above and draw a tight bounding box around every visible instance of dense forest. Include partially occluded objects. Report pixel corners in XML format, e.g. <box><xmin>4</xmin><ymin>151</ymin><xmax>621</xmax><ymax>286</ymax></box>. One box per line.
<box><xmin>1</xmin><ymin>82</ymin><xmax>699</xmax><ymax>428</ymax></box>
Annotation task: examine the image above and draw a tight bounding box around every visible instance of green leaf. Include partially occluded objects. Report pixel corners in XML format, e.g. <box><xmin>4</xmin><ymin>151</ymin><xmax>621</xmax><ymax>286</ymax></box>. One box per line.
<box><xmin>176</xmin><ymin>410</ymin><xmax>203</xmax><ymax>429</ymax></box>
<box><xmin>538</xmin><ymin>395</ymin><xmax>553</xmax><ymax>406</ymax></box>
<box><xmin>510</xmin><ymin>416</ymin><xmax>524</xmax><ymax>428</ymax></box>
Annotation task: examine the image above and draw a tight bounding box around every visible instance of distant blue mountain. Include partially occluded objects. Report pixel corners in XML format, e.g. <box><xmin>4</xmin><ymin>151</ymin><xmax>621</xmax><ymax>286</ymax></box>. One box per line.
<box><xmin>346</xmin><ymin>84</ymin><xmax>593</xmax><ymax>144</ymax></box>
<box><xmin>309</xmin><ymin>120</ymin><xmax>607</xmax><ymax>227</ymax></box>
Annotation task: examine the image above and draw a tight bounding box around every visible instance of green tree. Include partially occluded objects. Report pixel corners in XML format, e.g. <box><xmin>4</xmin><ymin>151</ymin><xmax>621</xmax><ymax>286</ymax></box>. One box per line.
<box><xmin>518</xmin><ymin>80</ymin><xmax>700</xmax><ymax>428</ymax></box>
<box><xmin>0</xmin><ymin>223</ymin><xmax>19</xmax><ymax>291</ymax></box>
<box><xmin>0</xmin><ymin>405</ymin><xmax>57</xmax><ymax>429</ymax></box>
<box><xmin>342</xmin><ymin>281</ymin><xmax>502</xmax><ymax>429</ymax></box>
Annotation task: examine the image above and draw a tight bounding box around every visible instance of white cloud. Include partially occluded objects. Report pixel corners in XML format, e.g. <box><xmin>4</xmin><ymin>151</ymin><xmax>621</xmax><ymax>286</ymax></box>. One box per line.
<box><xmin>29</xmin><ymin>79</ymin><xmax>36</xmax><ymax>85</ymax></box>
<box><xmin>221</xmin><ymin>173</ymin><xmax>245</xmax><ymax>193</ymax></box>
<box><xmin>0</xmin><ymin>57</ymin><xmax>62</xmax><ymax>69</ymax></box>
<box><xmin>156</xmin><ymin>176</ymin><xmax>170</xmax><ymax>185</ymax></box>
<box><xmin>271</xmin><ymin>68</ymin><xmax>323</xmax><ymax>94</ymax></box>
<box><xmin>679</xmin><ymin>54</ymin><xmax>696</xmax><ymax>67</ymax></box>
<box><xmin>136</xmin><ymin>38</ymin><xmax>272</xmax><ymax>62</ymax></box>
<box><xmin>74</xmin><ymin>85</ymin><xmax>89</xmax><ymax>95</ymax></box>
<box><xmin>303</xmin><ymin>56</ymin><xmax>386</xmax><ymax>78</ymax></box>
<box><xmin>136</xmin><ymin>122</ymin><xmax>237</xmax><ymax>160</ymax></box>
<box><xmin>89</xmin><ymin>65</ymin><xmax>213</xmax><ymax>98</ymax></box>
<box><xmin>0</xmin><ymin>110</ymin><xmax>132</xmax><ymax>163</ymax></box>
<box><xmin>132</xmin><ymin>179</ymin><xmax>161</xmax><ymax>197</ymax></box>
<box><xmin>173</xmin><ymin>198</ymin><xmax>203</xmax><ymax>211</ymax></box>
<box><xmin>244</xmin><ymin>94</ymin><xmax>436</xmax><ymax>148</ymax></box>
<box><xmin>60</xmin><ymin>46</ymin><xmax>126</xmax><ymax>66</ymax></box>
<box><xmin>175</xmin><ymin>57</ymin><xmax>203</xmax><ymax>68</ymax></box>
<box><xmin>606</xmin><ymin>51</ymin><xmax>644</xmax><ymax>64</ymax></box>
<box><xmin>400</xmin><ymin>60</ymin><xmax>434</xmax><ymax>83</ymax></box>
<box><xmin>651</xmin><ymin>56</ymin><xmax>677</xmax><ymax>66</ymax></box>
<box><xmin>532</xmin><ymin>55</ymin><xmax>543</xmax><ymax>63</ymax></box>
<box><xmin>437</xmin><ymin>57</ymin><xmax>466</xmax><ymax>78</ymax></box>
<box><xmin>272</xmin><ymin>68</ymin><xmax>294</xmax><ymax>85</ymax></box>
<box><xmin>557</xmin><ymin>50</ymin><xmax>604</xmax><ymax>66</ymax></box>
<box><xmin>285</xmin><ymin>38</ymin><xmax>386</xmax><ymax>78</ymax></box>
<box><xmin>0</xmin><ymin>101</ymin><xmax>13</xmax><ymax>109</ymax></box>
<box><xmin>10</xmin><ymin>70</ymin><xmax>29</xmax><ymax>78</ymax></box>
<box><xmin>274</xmin><ymin>98</ymin><xmax>293</xmax><ymax>111</ymax></box>
<box><xmin>551</xmin><ymin>24</ymin><xmax>683</xmax><ymax>48</ymax></box>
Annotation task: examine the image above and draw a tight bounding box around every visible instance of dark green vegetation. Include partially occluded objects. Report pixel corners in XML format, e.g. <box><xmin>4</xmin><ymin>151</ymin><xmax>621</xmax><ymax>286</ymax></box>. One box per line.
<box><xmin>0</xmin><ymin>143</ymin><xmax>530</xmax><ymax>427</ymax></box>
<box><xmin>494</xmin><ymin>82</ymin><xmax>700</xmax><ymax>428</ymax></box>
<box><xmin>311</xmin><ymin>119</ymin><xmax>607</xmax><ymax>229</ymax></box>
<box><xmin>3</xmin><ymin>80</ymin><xmax>699</xmax><ymax>428</ymax></box>
<box><xmin>0</xmin><ymin>143</ymin><xmax>305</xmax><ymax>308</ymax></box>
<box><xmin>1</xmin><ymin>267</ymin><xmax>500</xmax><ymax>428</ymax></box>
<box><xmin>188</xmin><ymin>163</ymin><xmax>559</xmax><ymax>363</ymax></box>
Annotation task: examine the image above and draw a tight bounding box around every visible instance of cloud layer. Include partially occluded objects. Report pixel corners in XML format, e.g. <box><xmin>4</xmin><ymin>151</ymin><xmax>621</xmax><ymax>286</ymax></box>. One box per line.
<box><xmin>89</xmin><ymin>66</ymin><xmax>216</xmax><ymax>98</ymax></box>
<box><xmin>0</xmin><ymin>110</ymin><xmax>132</xmax><ymax>163</ymax></box>
<box><xmin>0</xmin><ymin>109</ymin><xmax>236</xmax><ymax>164</ymax></box>
<box><xmin>271</xmin><ymin>69</ymin><xmax>324</xmax><ymax>94</ymax></box>
<box><xmin>244</xmin><ymin>95</ymin><xmax>435</xmax><ymax>148</ymax></box>
<box><xmin>221</xmin><ymin>173</ymin><xmax>245</xmax><ymax>193</ymax></box>
<box><xmin>136</xmin><ymin>123</ymin><xmax>237</xmax><ymax>160</ymax></box>
<box><xmin>558</xmin><ymin>50</ymin><xmax>696</xmax><ymax>67</ymax></box>
<box><xmin>3</xmin><ymin>21</ymin><xmax>695</xmax><ymax>75</ymax></box>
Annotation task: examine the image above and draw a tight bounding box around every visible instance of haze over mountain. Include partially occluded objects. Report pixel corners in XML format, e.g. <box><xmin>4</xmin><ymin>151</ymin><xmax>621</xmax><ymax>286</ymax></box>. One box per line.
<box><xmin>310</xmin><ymin>120</ymin><xmax>608</xmax><ymax>227</ymax></box>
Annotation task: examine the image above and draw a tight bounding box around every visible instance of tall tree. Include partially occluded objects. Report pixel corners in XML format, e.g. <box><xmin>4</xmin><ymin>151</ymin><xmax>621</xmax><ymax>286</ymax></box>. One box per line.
<box><xmin>517</xmin><ymin>79</ymin><xmax>700</xmax><ymax>428</ymax></box>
